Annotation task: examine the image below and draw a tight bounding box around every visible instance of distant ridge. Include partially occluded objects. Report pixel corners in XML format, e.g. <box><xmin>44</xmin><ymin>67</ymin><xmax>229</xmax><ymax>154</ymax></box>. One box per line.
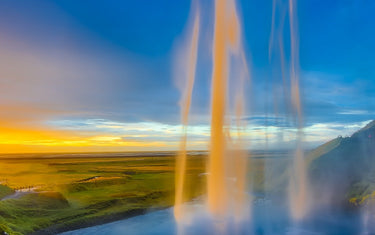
<box><xmin>357</xmin><ymin>120</ymin><xmax>375</xmax><ymax>132</ymax></box>
<box><xmin>308</xmin><ymin>120</ymin><xmax>375</xmax><ymax>208</ymax></box>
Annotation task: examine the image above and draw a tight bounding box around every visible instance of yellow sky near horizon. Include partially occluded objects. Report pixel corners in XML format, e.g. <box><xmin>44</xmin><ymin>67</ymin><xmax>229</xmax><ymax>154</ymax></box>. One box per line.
<box><xmin>0</xmin><ymin>128</ymin><xmax>175</xmax><ymax>153</ymax></box>
<box><xmin>0</xmin><ymin>115</ymin><xmax>369</xmax><ymax>153</ymax></box>
<box><xmin>0</xmin><ymin>116</ymin><xmax>174</xmax><ymax>153</ymax></box>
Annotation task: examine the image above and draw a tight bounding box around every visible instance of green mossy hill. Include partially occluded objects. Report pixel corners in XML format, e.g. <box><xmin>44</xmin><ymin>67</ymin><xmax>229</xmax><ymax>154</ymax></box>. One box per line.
<box><xmin>308</xmin><ymin>120</ymin><xmax>375</xmax><ymax>207</ymax></box>
<box><xmin>0</xmin><ymin>185</ymin><xmax>14</xmax><ymax>200</ymax></box>
<box><xmin>307</xmin><ymin>136</ymin><xmax>343</xmax><ymax>164</ymax></box>
<box><xmin>0</xmin><ymin>192</ymin><xmax>69</xmax><ymax>234</ymax></box>
<box><xmin>64</xmin><ymin>177</ymin><xmax>128</xmax><ymax>193</ymax></box>
<box><xmin>17</xmin><ymin>192</ymin><xmax>69</xmax><ymax>210</ymax></box>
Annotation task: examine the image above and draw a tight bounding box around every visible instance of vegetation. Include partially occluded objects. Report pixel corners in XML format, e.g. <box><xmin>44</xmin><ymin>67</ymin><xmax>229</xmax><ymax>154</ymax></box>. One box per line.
<box><xmin>1</xmin><ymin>120</ymin><xmax>375</xmax><ymax>234</ymax></box>
<box><xmin>0</xmin><ymin>154</ymin><xmax>206</xmax><ymax>234</ymax></box>
<box><xmin>0</xmin><ymin>185</ymin><xmax>14</xmax><ymax>200</ymax></box>
<box><xmin>308</xmin><ymin>120</ymin><xmax>375</xmax><ymax>208</ymax></box>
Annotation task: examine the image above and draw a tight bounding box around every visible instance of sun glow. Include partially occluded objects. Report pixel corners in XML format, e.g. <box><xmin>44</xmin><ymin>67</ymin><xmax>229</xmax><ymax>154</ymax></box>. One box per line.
<box><xmin>0</xmin><ymin>116</ymin><xmax>367</xmax><ymax>153</ymax></box>
<box><xmin>0</xmin><ymin>125</ymin><xmax>171</xmax><ymax>153</ymax></box>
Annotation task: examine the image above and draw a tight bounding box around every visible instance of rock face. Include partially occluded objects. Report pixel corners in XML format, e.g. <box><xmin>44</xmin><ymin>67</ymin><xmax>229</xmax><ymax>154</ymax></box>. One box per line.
<box><xmin>308</xmin><ymin>120</ymin><xmax>375</xmax><ymax>209</ymax></box>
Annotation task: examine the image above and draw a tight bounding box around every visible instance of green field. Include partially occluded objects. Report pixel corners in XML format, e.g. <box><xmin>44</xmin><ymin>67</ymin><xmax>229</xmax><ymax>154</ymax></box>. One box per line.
<box><xmin>0</xmin><ymin>151</ymin><xmax>291</xmax><ymax>235</ymax></box>
<box><xmin>0</xmin><ymin>153</ymin><xmax>207</xmax><ymax>235</ymax></box>
<box><xmin>1</xmin><ymin>144</ymin><xmax>371</xmax><ymax>235</ymax></box>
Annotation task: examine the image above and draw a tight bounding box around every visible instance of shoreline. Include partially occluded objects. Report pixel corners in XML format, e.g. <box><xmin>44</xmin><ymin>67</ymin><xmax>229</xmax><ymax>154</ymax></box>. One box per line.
<box><xmin>31</xmin><ymin>195</ymin><xmax>271</xmax><ymax>235</ymax></box>
<box><xmin>30</xmin><ymin>206</ymin><xmax>170</xmax><ymax>235</ymax></box>
<box><xmin>28</xmin><ymin>194</ymin><xmax>363</xmax><ymax>235</ymax></box>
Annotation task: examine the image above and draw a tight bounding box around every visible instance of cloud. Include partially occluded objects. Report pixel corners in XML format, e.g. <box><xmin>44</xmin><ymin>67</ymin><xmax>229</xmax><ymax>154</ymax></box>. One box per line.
<box><xmin>0</xmin><ymin>1</ymin><xmax>374</xmax><ymax>153</ymax></box>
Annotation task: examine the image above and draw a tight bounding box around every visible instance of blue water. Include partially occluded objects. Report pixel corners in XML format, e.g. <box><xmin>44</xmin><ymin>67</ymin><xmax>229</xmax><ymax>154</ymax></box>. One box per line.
<box><xmin>60</xmin><ymin>200</ymin><xmax>373</xmax><ymax>235</ymax></box>
<box><xmin>61</xmin><ymin>208</ymin><xmax>176</xmax><ymax>235</ymax></box>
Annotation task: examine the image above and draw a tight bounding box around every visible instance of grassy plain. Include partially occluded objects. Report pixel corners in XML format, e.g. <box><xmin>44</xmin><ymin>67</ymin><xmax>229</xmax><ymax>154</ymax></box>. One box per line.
<box><xmin>0</xmin><ymin>150</ymin><xmax>350</xmax><ymax>235</ymax></box>
<box><xmin>0</xmin><ymin>153</ymin><xmax>206</xmax><ymax>234</ymax></box>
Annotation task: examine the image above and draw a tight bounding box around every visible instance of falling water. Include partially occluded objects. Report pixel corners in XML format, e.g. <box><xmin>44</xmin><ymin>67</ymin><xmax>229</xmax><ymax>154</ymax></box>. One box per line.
<box><xmin>174</xmin><ymin>6</ymin><xmax>200</xmax><ymax>223</ymax></box>
<box><xmin>287</xmin><ymin>0</ymin><xmax>309</xmax><ymax>221</ymax></box>
<box><xmin>269</xmin><ymin>0</ymin><xmax>309</xmax><ymax>221</ymax></box>
<box><xmin>207</xmin><ymin>0</ymin><xmax>230</xmax><ymax>216</ymax></box>
<box><xmin>231</xmin><ymin>51</ymin><xmax>250</xmax><ymax>223</ymax></box>
<box><xmin>207</xmin><ymin>0</ymin><xmax>250</xmax><ymax>220</ymax></box>
<box><xmin>174</xmin><ymin>0</ymin><xmax>250</xmax><ymax>228</ymax></box>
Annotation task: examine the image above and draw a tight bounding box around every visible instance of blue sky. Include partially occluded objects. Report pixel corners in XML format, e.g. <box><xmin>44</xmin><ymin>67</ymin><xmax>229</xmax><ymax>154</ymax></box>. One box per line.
<box><xmin>0</xmin><ymin>0</ymin><xmax>374</xmax><ymax>152</ymax></box>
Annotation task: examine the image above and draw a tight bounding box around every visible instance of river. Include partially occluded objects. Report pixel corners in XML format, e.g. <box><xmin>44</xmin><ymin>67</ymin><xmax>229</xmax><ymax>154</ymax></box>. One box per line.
<box><xmin>60</xmin><ymin>197</ymin><xmax>373</xmax><ymax>235</ymax></box>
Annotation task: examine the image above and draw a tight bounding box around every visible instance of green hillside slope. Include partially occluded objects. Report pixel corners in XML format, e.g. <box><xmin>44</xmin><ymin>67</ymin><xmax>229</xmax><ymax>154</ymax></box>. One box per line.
<box><xmin>308</xmin><ymin>120</ymin><xmax>375</xmax><ymax>207</ymax></box>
